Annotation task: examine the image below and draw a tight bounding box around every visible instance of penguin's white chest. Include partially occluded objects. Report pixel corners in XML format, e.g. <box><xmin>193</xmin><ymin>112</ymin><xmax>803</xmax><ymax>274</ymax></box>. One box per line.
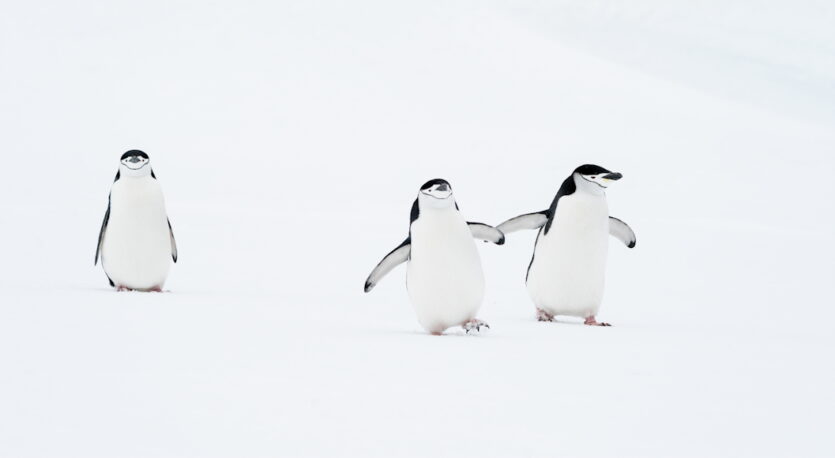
<box><xmin>527</xmin><ymin>193</ymin><xmax>609</xmax><ymax>317</ymax></box>
<box><xmin>406</xmin><ymin>210</ymin><xmax>484</xmax><ymax>333</ymax></box>
<box><xmin>101</xmin><ymin>178</ymin><xmax>171</xmax><ymax>290</ymax></box>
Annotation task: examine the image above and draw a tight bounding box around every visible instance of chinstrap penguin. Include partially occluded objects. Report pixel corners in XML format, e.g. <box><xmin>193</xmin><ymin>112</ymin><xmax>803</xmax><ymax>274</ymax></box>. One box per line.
<box><xmin>364</xmin><ymin>179</ymin><xmax>505</xmax><ymax>335</ymax></box>
<box><xmin>498</xmin><ymin>164</ymin><xmax>635</xmax><ymax>326</ymax></box>
<box><xmin>95</xmin><ymin>150</ymin><xmax>178</xmax><ymax>292</ymax></box>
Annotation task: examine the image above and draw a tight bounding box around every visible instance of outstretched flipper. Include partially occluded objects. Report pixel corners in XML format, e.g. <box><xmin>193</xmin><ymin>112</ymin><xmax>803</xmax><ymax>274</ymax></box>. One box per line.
<box><xmin>609</xmin><ymin>217</ymin><xmax>636</xmax><ymax>248</ymax></box>
<box><xmin>364</xmin><ymin>238</ymin><xmax>411</xmax><ymax>292</ymax></box>
<box><xmin>497</xmin><ymin>210</ymin><xmax>549</xmax><ymax>235</ymax></box>
<box><xmin>95</xmin><ymin>201</ymin><xmax>110</xmax><ymax>265</ymax></box>
<box><xmin>168</xmin><ymin>219</ymin><xmax>178</xmax><ymax>262</ymax></box>
<box><xmin>467</xmin><ymin>222</ymin><xmax>505</xmax><ymax>245</ymax></box>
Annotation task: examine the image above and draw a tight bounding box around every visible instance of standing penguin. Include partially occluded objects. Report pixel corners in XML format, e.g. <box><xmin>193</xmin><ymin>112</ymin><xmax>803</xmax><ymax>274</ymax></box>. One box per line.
<box><xmin>364</xmin><ymin>179</ymin><xmax>505</xmax><ymax>335</ymax></box>
<box><xmin>498</xmin><ymin>164</ymin><xmax>635</xmax><ymax>326</ymax></box>
<box><xmin>95</xmin><ymin>150</ymin><xmax>177</xmax><ymax>291</ymax></box>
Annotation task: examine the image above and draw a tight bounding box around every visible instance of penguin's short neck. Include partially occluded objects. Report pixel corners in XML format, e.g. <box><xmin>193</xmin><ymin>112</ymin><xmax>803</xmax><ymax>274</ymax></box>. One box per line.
<box><xmin>573</xmin><ymin>174</ymin><xmax>607</xmax><ymax>197</ymax></box>
<box><xmin>418</xmin><ymin>193</ymin><xmax>456</xmax><ymax>211</ymax></box>
<box><xmin>119</xmin><ymin>164</ymin><xmax>153</xmax><ymax>179</ymax></box>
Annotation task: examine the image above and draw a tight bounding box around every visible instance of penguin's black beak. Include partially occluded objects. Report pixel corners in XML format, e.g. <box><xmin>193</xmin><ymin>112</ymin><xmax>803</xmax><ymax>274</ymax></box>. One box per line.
<box><xmin>437</xmin><ymin>183</ymin><xmax>450</xmax><ymax>192</ymax></box>
<box><xmin>128</xmin><ymin>156</ymin><xmax>141</xmax><ymax>163</ymax></box>
<box><xmin>603</xmin><ymin>172</ymin><xmax>622</xmax><ymax>181</ymax></box>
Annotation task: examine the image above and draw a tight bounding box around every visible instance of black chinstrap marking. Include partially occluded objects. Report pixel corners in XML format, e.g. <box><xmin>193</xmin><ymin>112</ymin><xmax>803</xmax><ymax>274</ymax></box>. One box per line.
<box><xmin>579</xmin><ymin>174</ymin><xmax>608</xmax><ymax>189</ymax></box>
<box><xmin>410</xmin><ymin>183</ymin><xmax>460</xmax><ymax>225</ymax></box>
<box><xmin>121</xmin><ymin>160</ymin><xmax>150</xmax><ymax>171</ymax></box>
<box><xmin>420</xmin><ymin>191</ymin><xmax>453</xmax><ymax>201</ymax></box>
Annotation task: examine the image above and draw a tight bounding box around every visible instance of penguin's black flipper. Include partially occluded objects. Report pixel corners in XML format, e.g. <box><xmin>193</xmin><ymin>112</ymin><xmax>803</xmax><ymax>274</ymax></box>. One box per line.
<box><xmin>95</xmin><ymin>199</ymin><xmax>111</xmax><ymax>266</ymax></box>
<box><xmin>467</xmin><ymin>222</ymin><xmax>505</xmax><ymax>245</ymax></box>
<box><xmin>609</xmin><ymin>216</ymin><xmax>636</xmax><ymax>248</ymax></box>
<box><xmin>497</xmin><ymin>210</ymin><xmax>549</xmax><ymax>235</ymax></box>
<box><xmin>168</xmin><ymin>218</ymin><xmax>178</xmax><ymax>262</ymax></box>
<box><xmin>365</xmin><ymin>237</ymin><xmax>411</xmax><ymax>293</ymax></box>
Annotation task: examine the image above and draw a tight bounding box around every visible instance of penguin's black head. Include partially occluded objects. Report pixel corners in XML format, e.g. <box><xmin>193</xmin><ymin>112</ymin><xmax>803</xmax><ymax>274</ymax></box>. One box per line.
<box><xmin>420</xmin><ymin>178</ymin><xmax>452</xmax><ymax>197</ymax></box>
<box><xmin>418</xmin><ymin>178</ymin><xmax>454</xmax><ymax>207</ymax></box>
<box><xmin>120</xmin><ymin>150</ymin><xmax>150</xmax><ymax>170</ymax></box>
<box><xmin>573</xmin><ymin>164</ymin><xmax>622</xmax><ymax>189</ymax></box>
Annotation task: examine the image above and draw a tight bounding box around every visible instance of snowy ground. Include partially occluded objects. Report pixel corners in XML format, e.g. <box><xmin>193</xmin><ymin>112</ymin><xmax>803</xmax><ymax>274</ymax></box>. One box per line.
<box><xmin>1</xmin><ymin>1</ymin><xmax>834</xmax><ymax>457</ymax></box>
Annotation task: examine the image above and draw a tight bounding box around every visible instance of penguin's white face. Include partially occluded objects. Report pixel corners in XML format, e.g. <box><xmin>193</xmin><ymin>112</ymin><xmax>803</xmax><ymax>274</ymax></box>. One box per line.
<box><xmin>121</xmin><ymin>155</ymin><xmax>149</xmax><ymax>170</ymax></box>
<box><xmin>119</xmin><ymin>151</ymin><xmax>152</xmax><ymax>178</ymax></box>
<box><xmin>576</xmin><ymin>171</ymin><xmax>622</xmax><ymax>192</ymax></box>
<box><xmin>418</xmin><ymin>180</ymin><xmax>455</xmax><ymax>209</ymax></box>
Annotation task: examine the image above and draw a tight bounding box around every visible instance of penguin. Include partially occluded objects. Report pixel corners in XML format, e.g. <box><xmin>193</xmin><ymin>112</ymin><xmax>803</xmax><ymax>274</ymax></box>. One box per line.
<box><xmin>364</xmin><ymin>179</ymin><xmax>505</xmax><ymax>335</ymax></box>
<box><xmin>498</xmin><ymin>164</ymin><xmax>635</xmax><ymax>326</ymax></box>
<box><xmin>95</xmin><ymin>150</ymin><xmax>177</xmax><ymax>292</ymax></box>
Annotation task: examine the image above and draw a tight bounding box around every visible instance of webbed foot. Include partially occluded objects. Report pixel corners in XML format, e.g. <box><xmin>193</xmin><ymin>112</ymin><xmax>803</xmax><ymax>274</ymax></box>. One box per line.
<box><xmin>462</xmin><ymin>319</ymin><xmax>490</xmax><ymax>334</ymax></box>
<box><xmin>536</xmin><ymin>308</ymin><xmax>556</xmax><ymax>322</ymax></box>
<box><xmin>584</xmin><ymin>316</ymin><xmax>611</xmax><ymax>327</ymax></box>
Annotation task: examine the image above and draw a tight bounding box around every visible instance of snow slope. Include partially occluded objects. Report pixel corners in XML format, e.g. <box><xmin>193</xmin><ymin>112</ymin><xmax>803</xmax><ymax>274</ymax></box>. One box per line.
<box><xmin>1</xmin><ymin>1</ymin><xmax>833</xmax><ymax>457</ymax></box>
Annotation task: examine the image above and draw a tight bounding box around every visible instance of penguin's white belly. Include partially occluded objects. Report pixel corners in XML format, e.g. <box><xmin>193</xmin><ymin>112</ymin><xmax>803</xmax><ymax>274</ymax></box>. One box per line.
<box><xmin>102</xmin><ymin>178</ymin><xmax>171</xmax><ymax>290</ymax></box>
<box><xmin>527</xmin><ymin>194</ymin><xmax>609</xmax><ymax>318</ymax></box>
<box><xmin>407</xmin><ymin>213</ymin><xmax>484</xmax><ymax>333</ymax></box>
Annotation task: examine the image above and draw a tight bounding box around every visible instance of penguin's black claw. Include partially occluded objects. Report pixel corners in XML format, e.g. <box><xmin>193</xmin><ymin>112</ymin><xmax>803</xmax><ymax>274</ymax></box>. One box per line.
<box><xmin>536</xmin><ymin>308</ymin><xmax>556</xmax><ymax>322</ymax></box>
<box><xmin>462</xmin><ymin>319</ymin><xmax>490</xmax><ymax>334</ymax></box>
<box><xmin>584</xmin><ymin>317</ymin><xmax>612</xmax><ymax>326</ymax></box>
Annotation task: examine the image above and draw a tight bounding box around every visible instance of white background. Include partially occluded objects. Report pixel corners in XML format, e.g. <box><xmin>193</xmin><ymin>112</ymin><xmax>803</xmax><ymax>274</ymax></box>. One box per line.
<box><xmin>1</xmin><ymin>1</ymin><xmax>833</xmax><ymax>457</ymax></box>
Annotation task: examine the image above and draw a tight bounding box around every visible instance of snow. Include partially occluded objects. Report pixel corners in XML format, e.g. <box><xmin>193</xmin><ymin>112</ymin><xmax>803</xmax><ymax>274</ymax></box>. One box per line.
<box><xmin>1</xmin><ymin>1</ymin><xmax>834</xmax><ymax>457</ymax></box>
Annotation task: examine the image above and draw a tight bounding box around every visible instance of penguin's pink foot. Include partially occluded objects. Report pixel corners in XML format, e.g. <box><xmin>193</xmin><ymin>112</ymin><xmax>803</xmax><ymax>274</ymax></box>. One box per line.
<box><xmin>536</xmin><ymin>308</ymin><xmax>556</xmax><ymax>322</ymax></box>
<box><xmin>584</xmin><ymin>316</ymin><xmax>611</xmax><ymax>327</ymax></box>
<box><xmin>462</xmin><ymin>319</ymin><xmax>490</xmax><ymax>334</ymax></box>
<box><xmin>149</xmin><ymin>286</ymin><xmax>163</xmax><ymax>292</ymax></box>
<box><xmin>116</xmin><ymin>285</ymin><xmax>132</xmax><ymax>292</ymax></box>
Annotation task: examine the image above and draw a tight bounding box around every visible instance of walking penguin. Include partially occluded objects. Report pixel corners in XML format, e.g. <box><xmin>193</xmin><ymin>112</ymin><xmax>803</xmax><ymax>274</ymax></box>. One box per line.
<box><xmin>498</xmin><ymin>165</ymin><xmax>635</xmax><ymax>326</ymax></box>
<box><xmin>364</xmin><ymin>179</ymin><xmax>505</xmax><ymax>335</ymax></box>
